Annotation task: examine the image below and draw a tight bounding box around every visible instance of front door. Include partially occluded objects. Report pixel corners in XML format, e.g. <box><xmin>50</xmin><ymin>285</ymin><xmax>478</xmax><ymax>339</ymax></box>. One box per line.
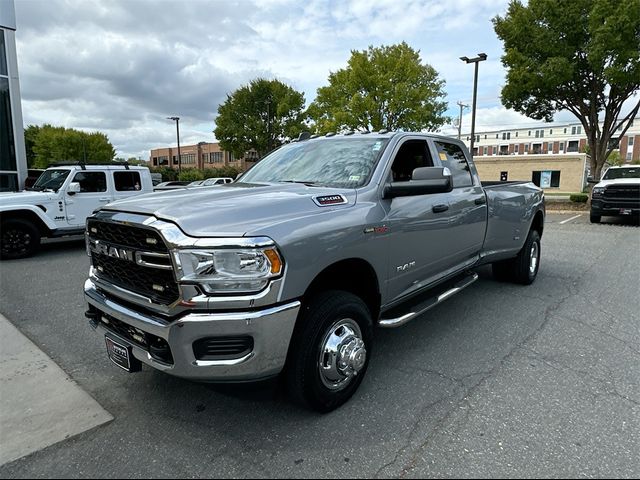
<box><xmin>64</xmin><ymin>171</ymin><xmax>111</xmax><ymax>227</ymax></box>
<box><xmin>381</xmin><ymin>138</ymin><xmax>457</xmax><ymax>303</ymax></box>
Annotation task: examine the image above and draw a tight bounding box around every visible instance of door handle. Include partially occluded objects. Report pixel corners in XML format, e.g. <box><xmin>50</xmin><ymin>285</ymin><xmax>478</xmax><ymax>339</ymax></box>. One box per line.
<box><xmin>475</xmin><ymin>197</ymin><xmax>487</xmax><ymax>205</ymax></box>
<box><xmin>432</xmin><ymin>204</ymin><xmax>449</xmax><ymax>213</ymax></box>
<box><xmin>99</xmin><ymin>197</ymin><xmax>110</xmax><ymax>202</ymax></box>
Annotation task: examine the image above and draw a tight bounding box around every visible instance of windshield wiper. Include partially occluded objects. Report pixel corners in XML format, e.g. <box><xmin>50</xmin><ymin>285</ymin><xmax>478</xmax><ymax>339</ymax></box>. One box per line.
<box><xmin>279</xmin><ymin>180</ymin><xmax>319</xmax><ymax>186</ymax></box>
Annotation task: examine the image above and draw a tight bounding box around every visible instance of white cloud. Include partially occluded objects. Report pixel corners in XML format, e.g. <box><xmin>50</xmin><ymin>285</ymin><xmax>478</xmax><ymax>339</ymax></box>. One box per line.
<box><xmin>15</xmin><ymin>0</ymin><xmax>519</xmax><ymax>158</ymax></box>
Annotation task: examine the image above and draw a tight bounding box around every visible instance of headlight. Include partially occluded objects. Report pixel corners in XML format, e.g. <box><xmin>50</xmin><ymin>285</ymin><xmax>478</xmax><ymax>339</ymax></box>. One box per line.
<box><xmin>592</xmin><ymin>187</ymin><xmax>605</xmax><ymax>196</ymax></box>
<box><xmin>173</xmin><ymin>247</ymin><xmax>283</xmax><ymax>294</ymax></box>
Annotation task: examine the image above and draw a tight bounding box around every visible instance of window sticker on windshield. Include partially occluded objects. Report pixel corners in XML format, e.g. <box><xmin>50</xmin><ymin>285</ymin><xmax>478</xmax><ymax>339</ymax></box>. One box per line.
<box><xmin>439</xmin><ymin>152</ymin><xmax>448</xmax><ymax>161</ymax></box>
<box><xmin>372</xmin><ymin>142</ymin><xmax>383</xmax><ymax>151</ymax></box>
<box><xmin>349</xmin><ymin>175</ymin><xmax>361</xmax><ymax>182</ymax></box>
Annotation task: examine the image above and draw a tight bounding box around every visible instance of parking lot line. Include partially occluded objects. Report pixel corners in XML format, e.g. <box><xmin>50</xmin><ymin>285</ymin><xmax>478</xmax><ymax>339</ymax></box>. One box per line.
<box><xmin>559</xmin><ymin>214</ymin><xmax>582</xmax><ymax>224</ymax></box>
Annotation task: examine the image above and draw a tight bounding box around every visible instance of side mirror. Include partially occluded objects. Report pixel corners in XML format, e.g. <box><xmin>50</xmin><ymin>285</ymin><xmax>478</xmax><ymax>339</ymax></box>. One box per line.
<box><xmin>384</xmin><ymin>167</ymin><xmax>453</xmax><ymax>199</ymax></box>
<box><xmin>67</xmin><ymin>182</ymin><xmax>81</xmax><ymax>195</ymax></box>
<box><xmin>587</xmin><ymin>176</ymin><xmax>598</xmax><ymax>184</ymax></box>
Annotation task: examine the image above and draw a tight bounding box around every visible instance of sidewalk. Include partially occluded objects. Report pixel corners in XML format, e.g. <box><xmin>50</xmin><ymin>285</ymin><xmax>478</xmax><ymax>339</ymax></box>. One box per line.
<box><xmin>0</xmin><ymin>314</ymin><xmax>112</xmax><ymax>466</ymax></box>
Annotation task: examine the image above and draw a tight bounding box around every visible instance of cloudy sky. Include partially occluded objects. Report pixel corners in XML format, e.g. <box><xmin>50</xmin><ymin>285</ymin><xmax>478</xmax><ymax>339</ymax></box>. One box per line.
<box><xmin>11</xmin><ymin>0</ymin><xmax>605</xmax><ymax>159</ymax></box>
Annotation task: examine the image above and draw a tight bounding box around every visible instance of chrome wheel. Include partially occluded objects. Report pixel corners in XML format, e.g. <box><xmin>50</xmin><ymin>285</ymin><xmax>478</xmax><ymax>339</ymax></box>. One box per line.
<box><xmin>529</xmin><ymin>241</ymin><xmax>539</xmax><ymax>274</ymax></box>
<box><xmin>318</xmin><ymin>318</ymin><xmax>367</xmax><ymax>391</ymax></box>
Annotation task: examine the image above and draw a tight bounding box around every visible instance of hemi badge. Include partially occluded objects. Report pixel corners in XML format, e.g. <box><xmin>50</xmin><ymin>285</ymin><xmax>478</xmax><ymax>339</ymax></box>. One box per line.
<box><xmin>152</xmin><ymin>284</ymin><xmax>165</xmax><ymax>292</ymax></box>
<box><xmin>146</xmin><ymin>238</ymin><xmax>158</xmax><ymax>245</ymax></box>
<box><xmin>90</xmin><ymin>227</ymin><xmax>98</xmax><ymax>233</ymax></box>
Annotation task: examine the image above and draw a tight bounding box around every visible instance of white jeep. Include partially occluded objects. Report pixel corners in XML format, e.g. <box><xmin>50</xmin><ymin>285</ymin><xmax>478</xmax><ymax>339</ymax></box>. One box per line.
<box><xmin>0</xmin><ymin>164</ymin><xmax>154</xmax><ymax>259</ymax></box>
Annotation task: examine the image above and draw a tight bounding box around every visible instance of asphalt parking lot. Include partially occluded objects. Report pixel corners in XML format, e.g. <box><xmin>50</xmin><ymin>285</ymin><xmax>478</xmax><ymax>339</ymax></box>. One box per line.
<box><xmin>0</xmin><ymin>213</ymin><xmax>638</xmax><ymax>478</ymax></box>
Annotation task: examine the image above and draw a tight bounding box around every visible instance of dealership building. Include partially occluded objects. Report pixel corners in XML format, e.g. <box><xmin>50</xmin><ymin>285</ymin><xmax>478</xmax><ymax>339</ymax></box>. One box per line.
<box><xmin>462</xmin><ymin>117</ymin><xmax>640</xmax><ymax>193</ymax></box>
<box><xmin>0</xmin><ymin>0</ymin><xmax>26</xmax><ymax>191</ymax></box>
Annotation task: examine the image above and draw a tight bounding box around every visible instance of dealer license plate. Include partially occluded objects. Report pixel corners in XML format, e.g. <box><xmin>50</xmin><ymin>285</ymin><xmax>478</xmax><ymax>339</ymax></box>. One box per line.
<box><xmin>105</xmin><ymin>336</ymin><xmax>140</xmax><ymax>372</ymax></box>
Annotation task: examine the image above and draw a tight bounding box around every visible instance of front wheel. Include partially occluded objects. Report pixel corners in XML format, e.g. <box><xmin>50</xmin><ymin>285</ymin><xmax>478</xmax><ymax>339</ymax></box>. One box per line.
<box><xmin>285</xmin><ymin>290</ymin><xmax>373</xmax><ymax>412</ymax></box>
<box><xmin>590</xmin><ymin>214</ymin><xmax>601</xmax><ymax>224</ymax></box>
<box><xmin>0</xmin><ymin>219</ymin><xmax>41</xmax><ymax>259</ymax></box>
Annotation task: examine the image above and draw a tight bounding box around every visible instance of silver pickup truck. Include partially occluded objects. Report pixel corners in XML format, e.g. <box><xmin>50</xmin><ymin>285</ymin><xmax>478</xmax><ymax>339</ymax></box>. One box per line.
<box><xmin>83</xmin><ymin>132</ymin><xmax>544</xmax><ymax>412</ymax></box>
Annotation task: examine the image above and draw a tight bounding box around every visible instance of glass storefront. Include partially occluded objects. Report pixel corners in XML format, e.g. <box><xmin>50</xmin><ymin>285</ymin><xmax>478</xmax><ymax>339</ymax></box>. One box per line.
<box><xmin>0</xmin><ymin>28</ymin><xmax>18</xmax><ymax>191</ymax></box>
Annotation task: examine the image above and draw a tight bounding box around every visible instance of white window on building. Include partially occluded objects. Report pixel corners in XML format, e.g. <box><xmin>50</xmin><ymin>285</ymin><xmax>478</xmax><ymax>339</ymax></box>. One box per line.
<box><xmin>567</xmin><ymin>140</ymin><xmax>579</xmax><ymax>152</ymax></box>
<box><xmin>525</xmin><ymin>144</ymin><xmax>529</xmax><ymax>152</ymax></box>
<box><xmin>629</xmin><ymin>136</ymin><xmax>635</xmax><ymax>147</ymax></box>
<box><xmin>549</xmin><ymin>129</ymin><xmax>553</xmax><ymax>135</ymax></box>
<box><xmin>514</xmin><ymin>144</ymin><xmax>519</xmax><ymax>153</ymax></box>
<box><xmin>493</xmin><ymin>146</ymin><xmax>497</xmax><ymax>155</ymax></box>
<box><xmin>626</xmin><ymin>152</ymin><xmax>632</xmax><ymax>161</ymax></box>
<box><xmin>483</xmin><ymin>146</ymin><xmax>488</xmax><ymax>155</ymax></box>
<box><xmin>208</xmin><ymin>152</ymin><xmax>223</xmax><ymax>163</ymax></box>
<box><xmin>559</xmin><ymin>142</ymin><xmax>564</xmax><ymax>152</ymax></box>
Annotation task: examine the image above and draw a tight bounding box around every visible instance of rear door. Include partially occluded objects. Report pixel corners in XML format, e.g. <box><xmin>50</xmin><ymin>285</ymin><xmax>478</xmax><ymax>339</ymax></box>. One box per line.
<box><xmin>429</xmin><ymin>140</ymin><xmax>487</xmax><ymax>267</ymax></box>
<box><xmin>64</xmin><ymin>170</ymin><xmax>111</xmax><ymax>227</ymax></box>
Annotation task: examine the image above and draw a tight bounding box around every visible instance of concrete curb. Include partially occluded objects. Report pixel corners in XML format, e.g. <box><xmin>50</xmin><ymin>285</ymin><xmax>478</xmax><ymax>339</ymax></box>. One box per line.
<box><xmin>0</xmin><ymin>314</ymin><xmax>113</xmax><ymax>466</ymax></box>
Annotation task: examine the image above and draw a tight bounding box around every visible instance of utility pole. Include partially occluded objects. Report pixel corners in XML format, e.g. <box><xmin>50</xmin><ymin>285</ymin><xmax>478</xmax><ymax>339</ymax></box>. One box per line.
<box><xmin>460</xmin><ymin>53</ymin><xmax>487</xmax><ymax>157</ymax></box>
<box><xmin>456</xmin><ymin>101</ymin><xmax>469</xmax><ymax>140</ymax></box>
<box><xmin>167</xmin><ymin>116</ymin><xmax>181</xmax><ymax>176</ymax></box>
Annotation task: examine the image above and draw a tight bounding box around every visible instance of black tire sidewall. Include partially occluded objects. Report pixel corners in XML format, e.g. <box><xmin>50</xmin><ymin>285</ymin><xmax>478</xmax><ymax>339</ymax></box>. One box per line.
<box><xmin>519</xmin><ymin>230</ymin><xmax>541</xmax><ymax>285</ymax></box>
<box><xmin>0</xmin><ymin>219</ymin><xmax>40</xmax><ymax>259</ymax></box>
<box><xmin>286</xmin><ymin>291</ymin><xmax>373</xmax><ymax>413</ymax></box>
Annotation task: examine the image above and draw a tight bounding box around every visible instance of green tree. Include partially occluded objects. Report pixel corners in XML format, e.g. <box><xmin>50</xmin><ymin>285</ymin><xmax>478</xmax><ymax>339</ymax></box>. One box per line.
<box><xmin>214</xmin><ymin>78</ymin><xmax>306</xmax><ymax>157</ymax></box>
<box><xmin>31</xmin><ymin>124</ymin><xmax>116</xmax><ymax>167</ymax></box>
<box><xmin>494</xmin><ymin>0</ymin><xmax>640</xmax><ymax>180</ymax></box>
<box><xmin>24</xmin><ymin>125</ymin><xmax>41</xmax><ymax>168</ymax></box>
<box><xmin>307</xmin><ymin>42</ymin><xmax>448</xmax><ymax>134</ymax></box>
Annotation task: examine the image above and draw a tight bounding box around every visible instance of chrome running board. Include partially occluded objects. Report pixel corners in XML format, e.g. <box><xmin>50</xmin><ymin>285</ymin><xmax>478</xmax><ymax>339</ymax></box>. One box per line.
<box><xmin>379</xmin><ymin>271</ymin><xmax>479</xmax><ymax>328</ymax></box>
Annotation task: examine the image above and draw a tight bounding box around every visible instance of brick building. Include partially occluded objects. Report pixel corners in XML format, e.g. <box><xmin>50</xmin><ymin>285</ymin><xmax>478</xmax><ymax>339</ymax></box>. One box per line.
<box><xmin>462</xmin><ymin>116</ymin><xmax>640</xmax><ymax>162</ymax></box>
<box><xmin>150</xmin><ymin>142</ymin><xmax>259</xmax><ymax>172</ymax></box>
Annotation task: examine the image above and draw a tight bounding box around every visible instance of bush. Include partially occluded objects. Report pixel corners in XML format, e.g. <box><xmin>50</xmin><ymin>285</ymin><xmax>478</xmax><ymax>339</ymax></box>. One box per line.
<box><xmin>570</xmin><ymin>193</ymin><xmax>589</xmax><ymax>203</ymax></box>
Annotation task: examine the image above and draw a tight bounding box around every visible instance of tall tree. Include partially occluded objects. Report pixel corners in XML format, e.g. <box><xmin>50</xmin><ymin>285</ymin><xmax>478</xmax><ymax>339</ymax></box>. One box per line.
<box><xmin>494</xmin><ymin>0</ymin><xmax>640</xmax><ymax>179</ymax></box>
<box><xmin>307</xmin><ymin>42</ymin><xmax>448</xmax><ymax>134</ymax></box>
<box><xmin>214</xmin><ymin>78</ymin><xmax>306</xmax><ymax>158</ymax></box>
<box><xmin>31</xmin><ymin>124</ymin><xmax>116</xmax><ymax>167</ymax></box>
<box><xmin>24</xmin><ymin>124</ymin><xmax>41</xmax><ymax>168</ymax></box>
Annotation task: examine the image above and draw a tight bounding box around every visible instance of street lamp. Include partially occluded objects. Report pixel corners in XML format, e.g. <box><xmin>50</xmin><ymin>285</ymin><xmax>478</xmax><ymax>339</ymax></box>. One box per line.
<box><xmin>460</xmin><ymin>53</ymin><xmax>487</xmax><ymax>157</ymax></box>
<box><xmin>167</xmin><ymin>116</ymin><xmax>181</xmax><ymax>176</ymax></box>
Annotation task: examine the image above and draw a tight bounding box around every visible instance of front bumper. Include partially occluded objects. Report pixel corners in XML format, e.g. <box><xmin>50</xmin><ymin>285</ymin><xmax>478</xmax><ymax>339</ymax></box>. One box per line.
<box><xmin>84</xmin><ymin>279</ymin><xmax>300</xmax><ymax>382</ymax></box>
<box><xmin>591</xmin><ymin>199</ymin><xmax>640</xmax><ymax>217</ymax></box>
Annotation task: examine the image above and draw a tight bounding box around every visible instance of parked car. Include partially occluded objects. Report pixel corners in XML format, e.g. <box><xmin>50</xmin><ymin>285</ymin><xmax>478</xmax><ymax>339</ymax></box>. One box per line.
<box><xmin>589</xmin><ymin>165</ymin><xmax>640</xmax><ymax>223</ymax></box>
<box><xmin>188</xmin><ymin>180</ymin><xmax>205</xmax><ymax>187</ymax></box>
<box><xmin>24</xmin><ymin>169</ymin><xmax>45</xmax><ymax>189</ymax></box>
<box><xmin>83</xmin><ymin>132</ymin><xmax>544</xmax><ymax>412</ymax></box>
<box><xmin>0</xmin><ymin>164</ymin><xmax>153</xmax><ymax>259</ymax></box>
<box><xmin>201</xmin><ymin>177</ymin><xmax>234</xmax><ymax>186</ymax></box>
<box><xmin>153</xmin><ymin>181</ymin><xmax>191</xmax><ymax>191</ymax></box>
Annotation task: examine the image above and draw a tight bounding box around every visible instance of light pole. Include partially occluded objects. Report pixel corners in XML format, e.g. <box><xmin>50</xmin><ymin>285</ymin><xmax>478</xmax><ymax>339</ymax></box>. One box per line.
<box><xmin>459</xmin><ymin>53</ymin><xmax>487</xmax><ymax>157</ymax></box>
<box><xmin>167</xmin><ymin>116</ymin><xmax>181</xmax><ymax>176</ymax></box>
<box><xmin>456</xmin><ymin>101</ymin><xmax>469</xmax><ymax>140</ymax></box>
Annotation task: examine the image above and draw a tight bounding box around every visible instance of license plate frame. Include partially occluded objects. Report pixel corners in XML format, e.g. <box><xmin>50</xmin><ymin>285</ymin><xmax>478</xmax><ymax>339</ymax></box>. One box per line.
<box><xmin>105</xmin><ymin>336</ymin><xmax>141</xmax><ymax>372</ymax></box>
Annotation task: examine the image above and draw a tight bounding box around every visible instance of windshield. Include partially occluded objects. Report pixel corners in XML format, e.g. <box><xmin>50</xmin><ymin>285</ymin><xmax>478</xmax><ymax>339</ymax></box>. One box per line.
<box><xmin>239</xmin><ymin>137</ymin><xmax>390</xmax><ymax>188</ymax></box>
<box><xmin>603</xmin><ymin>168</ymin><xmax>640</xmax><ymax>180</ymax></box>
<box><xmin>31</xmin><ymin>169</ymin><xmax>70</xmax><ymax>191</ymax></box>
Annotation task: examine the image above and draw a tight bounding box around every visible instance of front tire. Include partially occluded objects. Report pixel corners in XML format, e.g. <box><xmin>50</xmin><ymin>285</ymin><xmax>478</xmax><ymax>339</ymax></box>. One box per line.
<box><xmin>285</xmin><ymin>290</ymin><xmax>373</xmax><ymax>413</ymax></box>
<box><xmin>0</xmin><ymin>219</ymin><xmax>41</xmax><ymax>259</ymax></box>
<box><xmin>590</xmin><ymin>214</ymin><xmax>601</xmax><ymax>224</ymax></box>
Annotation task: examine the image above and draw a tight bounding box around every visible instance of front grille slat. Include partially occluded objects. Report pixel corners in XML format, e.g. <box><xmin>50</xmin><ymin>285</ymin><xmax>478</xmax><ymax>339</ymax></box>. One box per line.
<box><xmin>88</xmin><ymin>220</ymin><xmax>180</xmax><ymax>306</ymax></box>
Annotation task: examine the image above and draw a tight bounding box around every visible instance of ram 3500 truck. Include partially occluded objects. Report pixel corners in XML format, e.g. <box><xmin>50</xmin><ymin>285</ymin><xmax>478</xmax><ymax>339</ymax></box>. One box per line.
<box><xmin>84</xmin><ymin>132</ymin><xmax>545</xmax><ymax>412</ymax></box>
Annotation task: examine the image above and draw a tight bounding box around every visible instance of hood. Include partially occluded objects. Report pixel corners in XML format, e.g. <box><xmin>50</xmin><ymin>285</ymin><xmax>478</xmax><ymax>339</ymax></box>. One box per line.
<box><xmin>0</xmin><ymin>190</ymin><xmax>59</xmax><ymax>207</ymax></box>
<box><xmin>595</xmin><ymin>178</ymin><xmax>640</xmax><ymax>188</ymax></box>
<box><xmin>102</xmin><ymin>182</ymin><xmax>357</xmax><ymax>237</ymax></box>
